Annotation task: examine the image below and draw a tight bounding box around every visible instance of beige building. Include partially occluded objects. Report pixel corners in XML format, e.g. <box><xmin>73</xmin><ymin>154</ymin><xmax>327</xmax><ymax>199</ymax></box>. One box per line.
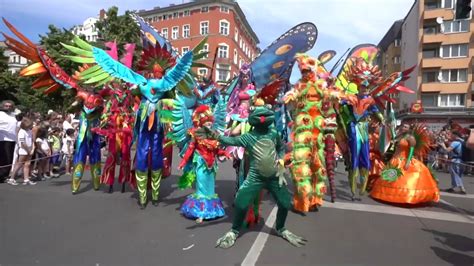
<box><xmin>394</xmin><ymin>0</ymin><xmax>474</xmax><ymax>130</ymax></box>
<box><xmin>378</xmin><ymin>20</ymin><xmax>403</xmax><ymax>109</ymax></box>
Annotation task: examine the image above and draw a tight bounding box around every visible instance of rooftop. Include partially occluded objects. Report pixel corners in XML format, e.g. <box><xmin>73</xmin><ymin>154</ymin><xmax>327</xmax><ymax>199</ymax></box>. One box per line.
<box><xmin>378</xmin><ymin>19</ymin><xmax>403</xmax><ymax>51</ymax></box>
<box><xmin>137</xmin><ymin>0</ymin><xmax>259</xmax><ymax>44</ymax></box>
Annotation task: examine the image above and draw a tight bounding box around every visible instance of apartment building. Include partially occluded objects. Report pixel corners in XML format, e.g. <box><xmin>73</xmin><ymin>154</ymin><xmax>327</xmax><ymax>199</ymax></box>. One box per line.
<box><xmin>393</xmin><ymin>0</ymin><xmax>474</xmax><ymax>130</ymax></box>
<box><xmin>137</xmin><ymin>0</ymin><xmax>259</xmax><ymax>85</ymax></box>
<box><xmin>378</xmin><ymin>20</ymin><xmax>403</xmax><ymax>109</ymax></box>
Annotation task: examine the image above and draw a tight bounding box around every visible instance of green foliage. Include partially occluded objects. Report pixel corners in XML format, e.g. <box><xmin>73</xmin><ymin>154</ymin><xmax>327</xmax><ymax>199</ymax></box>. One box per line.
<box><xmin>94</xmin><ymin>6</ymin><xmax>141</xmax><ymax>61</ymax></box>
<box><xmin>0</xmin><ymin>46</ymin><xmax>9</xmax><ymax>71</ymax></box>
<box><xmin>0</xmin><ymin>71</ymin><xmax>58</xmax><ymax>114</ymax></box>
<box><xmin>0</xmin><ymin>70</ymin><xmax>19</xmax><ymax>101</ymax></box>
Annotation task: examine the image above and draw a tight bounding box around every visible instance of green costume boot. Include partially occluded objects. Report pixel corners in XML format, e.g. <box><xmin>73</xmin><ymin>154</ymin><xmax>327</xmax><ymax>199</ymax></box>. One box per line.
<box><xmin>90</xmin><ymin>163</ymin><xmax>101</xmax><ymax>191</ymax></box>
<box><xmin>135</xmin><ymin>170</ymin><xmax>148</xmax><ymax>209</ymax></box>
<box><xmin>71</xmin><ymin>163</ymin><xmax>84</xmax><ymax>194</ymax></box>
<box><xmin>151</xmin><ymin>169</ymin><xmax>162</xmax><ymax>206</ymax></box>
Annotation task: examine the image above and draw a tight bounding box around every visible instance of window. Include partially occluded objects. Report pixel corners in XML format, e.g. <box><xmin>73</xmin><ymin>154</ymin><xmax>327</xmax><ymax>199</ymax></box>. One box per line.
<box><xmin>162</xmin><ymin>28</ymin><xmax>168</xmax><ymax>39</ymax></box>
<box><xmin>394</xmin><ymin>39</ymin><xmax>401</xmax><ymax>47</ymax></box>
<box><xmin>423</xmin><ymin>25</ymin><xmax>438</xmax><ymax>35</ymax></box>
<box><xmin>183</xmin><ymin>10</ymin><xmax>190</xmax><ymax>16</ymax></box>
<box><xmin>216</xmin><ymin>64</ymin><xmax>231</xmax><ymax>82</ymax></box>
<box><xmin>200</xmin><ymin>21</ymin><xmax>209</xmax><ymax>35</ymax></box>
<box><xmin>425</xmin><ymin>0</ymin><xmax>440</xmax><ymax>9</ymax></box>
<box><xmin>182</xmin><ymin>46</ymin><xmax>190</xmax><ymax>54</ymax></box>
<box><xmin>239</xmin><ymin>58</ymin><xmax>244</xmax><ymax>69</ymax></box>
<box><xmin>200</xmin><ymin>43</ymin><xmax>209</xmax><ymax>58</ymax></box>
<box><xmin>198</xmin><ymin>68</ymin><xmax>208</xmax><ymax>77</ymax></box>
<box><xmin>443</xmin><ymin>20</ymin><xmax>469</xmax><ymax>33</ymax></box>
<box><xmin>173</xmin><ymin>12</ymin><xmax>178</xmax><ymax>18</ymax></box>
<box><xmin>441</xmin><ymin>44</ymin><xmax>469</xmax><ymax>58</ymax></box>
<box><xmin>421</xmin><ymin>93</ymin><xmax>438</xmax><ymax>107</ymax></box>
<box><xmin>239</xmin><ymin>38</ymin><xmax>243</xmax><ymax>49</ymax></box>
<box><xmin>182</xmin><ymin>24</ymin><xmax>190</xmax><ymax>38</ymax></box>
<box><xmin>171</xmin><ymin>26</ymin><xmax>179</xmax><ymax>40</ymax></box>
<box><xmin>218</xmin><ymin>43</ymin><xmax>229</xmax><ymax>58</ymax></box>
<box><xmin>422</xmin><ymin>47</ymin><xmax>440</xmax><ymax>58</ymax></box>
<box><xmin>220</xmin><ymin>6</ymin><xmax>229</xmax><ymax>13</ymax></box>
<box><xmin>234</xmin><ymin>27</ymin><xmax>239</xmax><ymax>42</ymax></box>
<box><xmin>422</xmin><ymin>70</ymin><xmax>438</xmax><ymax>83</ymax></box>
<box><xmin>439</xmin><ymin>94</ymin><xmax>465</xmax><ymax>107</ymax></box>
<box><xmin>393</xmin><ymin>56</ymin><xmax>400</xmax><ymax>64</ymax></box>
<box><xmin>442</xmin><ymin>0</ymin><xmax>453</xmax><ymax>8</ymax></box>
<box><xmin>201</xmin><ymin>6</ymin><xmax>209</xmax><ymax>13</ymax></box>
<box><xmin>233</xmin><ymin>49</ymin><xmax>238</xmax><ymax>64</ymax></box>
<box><xmin>220</xmin><ymin>20</ymin><xmax>229</xmax><ymax>35</ymax></box>
<box><xmin>441</xmin><ymin>69</ymin><xmax>468</xmax><ymax>82</ymax></box>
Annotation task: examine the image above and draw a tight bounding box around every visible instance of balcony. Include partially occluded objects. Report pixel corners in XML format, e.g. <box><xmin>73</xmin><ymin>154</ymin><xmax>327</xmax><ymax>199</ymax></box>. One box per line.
<box><xmin>423</xmin><ymin>8</ymin><xmax>454</xmax><ymax>20</ymax></box>
<box><xmin>421</xmin><ymin>82</ymin><xmax>471</xmax><ymax>93</ymax></box>
<box><xmin>421</xmin><ymin>57</ymin><xmax>472</xmax><ymax>69</ymax></box>
<box><xmin>422</xmin><ymin>34</ymin><xmax>445</xmax><ymax>43</ymax></box>
<box><xmin>397</xmin><ymin>106</ymin><xmax>474</xmax><ymax>117</ymax></box>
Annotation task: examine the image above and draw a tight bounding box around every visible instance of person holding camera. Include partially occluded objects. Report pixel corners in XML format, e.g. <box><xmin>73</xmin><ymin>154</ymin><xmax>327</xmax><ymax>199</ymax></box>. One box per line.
<box><xmin>440</xmin><ymin>131</ymin><xmax>467</xmax><ymax>195</ymax></box>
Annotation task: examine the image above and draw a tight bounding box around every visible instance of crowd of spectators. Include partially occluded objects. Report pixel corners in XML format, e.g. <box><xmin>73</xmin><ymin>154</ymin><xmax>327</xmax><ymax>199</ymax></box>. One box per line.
<box><xmin>0</xmin><ymin>100</ymin><xmax>79</xmax><ymax>185</ymax></box>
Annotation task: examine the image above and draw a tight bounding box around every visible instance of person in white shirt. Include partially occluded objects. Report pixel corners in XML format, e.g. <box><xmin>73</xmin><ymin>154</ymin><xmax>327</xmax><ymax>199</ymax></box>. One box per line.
<box><xmin>0</xmin><ymin>100</ymin><xmax>18</xmax><ymax>182</ymax></box>
<box><xmin>62</xmin><ymin>128</ymin><xmax>75</xmax><ymax>175</ymax></box>
<box><xmin>35</xmin><ymin>128</ymin><xmax>51</xmax><ymax>180</ymax></box>
<box><xmin>62</xmin><ymin>114</ymin><xmax>73</xmax><ymax>133</ymax></box>
<box><xmin>8</xmin><ymin>117</ymin><xmax>36</xmax><ymax>185</ymax></box>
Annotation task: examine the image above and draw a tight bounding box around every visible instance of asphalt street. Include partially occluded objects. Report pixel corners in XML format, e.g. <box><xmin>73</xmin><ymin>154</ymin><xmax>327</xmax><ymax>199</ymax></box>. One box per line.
<box><xmin>1</xmin><ymin>152</ymin><xmax>473</xmax><ymax>266</ymax></box>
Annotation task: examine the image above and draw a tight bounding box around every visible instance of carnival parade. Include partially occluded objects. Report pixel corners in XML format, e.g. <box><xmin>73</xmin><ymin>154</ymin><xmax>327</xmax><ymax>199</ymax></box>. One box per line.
<box><xmin>1</xmin><ymin>1</ymin><xmax>473</xmax><ymax>265</ymax></box>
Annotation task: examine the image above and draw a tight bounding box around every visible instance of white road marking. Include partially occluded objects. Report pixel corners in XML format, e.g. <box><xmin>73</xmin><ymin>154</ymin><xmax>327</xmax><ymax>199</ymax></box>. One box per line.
<box><xmin>241</xmin><ymin>206</ymin><xmax>278</xmax><ymax>266</ymax></box>
<box><xmin>240</xmin><ymin>196</ymin><xmax>473</xmax><ymax>265</ymax></box>
<box><xmin>322</xmin><ymin>201</ymin><xmax>474</xmax><ymax>224</ymax></box>
<box><xmin>439</xmin><ymin>199</ymin><xmax>474</xmax><ymax>222</ymax></box>
<box><xmin>441</xmin><ymin>192</ymin><xmax>474</xmax><ymax>199</ymax></box>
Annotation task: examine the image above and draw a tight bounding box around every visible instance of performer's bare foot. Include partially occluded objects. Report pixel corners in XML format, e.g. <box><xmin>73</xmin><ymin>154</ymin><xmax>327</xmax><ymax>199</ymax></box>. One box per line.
<box><xmin>195</xmin><ymin>217</ymin><xmax>203</xmax><ymax>224</ymax></box>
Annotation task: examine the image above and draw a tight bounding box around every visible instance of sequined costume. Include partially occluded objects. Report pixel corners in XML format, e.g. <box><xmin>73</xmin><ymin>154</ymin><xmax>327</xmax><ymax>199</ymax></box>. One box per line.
<box><xmin>371</xmin><ymin>124</ymin><xmax>440</xmax><ymax>204</ymax></box>
<box><xmin>95</xmin><ymin>82</ymin><xmax>135</xmax><ymax>192</ymax></box>
<box><xmin>176</xmin><ymin>105</ymin><xmax>227</xmax><ymax>221</ymax></box>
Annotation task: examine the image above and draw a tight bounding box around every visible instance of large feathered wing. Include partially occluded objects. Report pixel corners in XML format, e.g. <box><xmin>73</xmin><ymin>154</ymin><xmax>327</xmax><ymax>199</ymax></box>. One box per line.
<box><xmin>212</xmin><ymin>96</ymin><xmax>227</xmax><ymax>134</ymax></box>
<box><xmin>166</xmin><ymin>95</ymin><xmax>193</xmax><ymax>157</ymax></box>
<box><xmin>62</xmin><ymin>36</ymin><xmax>147</xmax><ymax>87</ymax></box>
<box><xmin>1</xmin><ymin>18</ymin><xmax>80</xmax><ymax>94</ymax></box>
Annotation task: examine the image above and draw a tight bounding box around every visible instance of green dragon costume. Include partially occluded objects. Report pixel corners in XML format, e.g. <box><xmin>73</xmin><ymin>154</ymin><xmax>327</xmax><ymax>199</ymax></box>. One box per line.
<box><xmin>198</xmin><ymin>99</ymin><xmax>306</xmax><ymax>248</ymax></box>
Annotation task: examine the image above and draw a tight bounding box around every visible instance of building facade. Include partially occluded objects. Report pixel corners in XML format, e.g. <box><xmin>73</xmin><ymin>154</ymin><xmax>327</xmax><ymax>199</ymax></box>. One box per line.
<box><xmin>72</xmin><ymin>9</ymin><xmax>106</xmax><ymax>42</ymax></box>
<box><xmin>378</xmin><ymin>20</ymin><xmax>403</xmax><ymax>109</ymax></box>
<box><xmin>392</xmin><ymin>0</ymin><xmax>474</xmax><ymax>129</ymax></box>
<box><xmin>137</xmin><ymin>0</ymin><xmax>260</xmax><ymax>85</ymax></box>
<box><xmin>0</xmin><ymin>41</ymin><xmax>28</xmax><ymax>74</ymax></box>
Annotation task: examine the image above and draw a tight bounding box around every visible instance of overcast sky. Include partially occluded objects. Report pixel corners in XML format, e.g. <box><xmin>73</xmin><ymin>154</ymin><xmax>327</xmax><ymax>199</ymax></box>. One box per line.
<box><xmin>0</xmin><ymin>0</ymin><xmax>414</xmax><ymax>78</ymax></box>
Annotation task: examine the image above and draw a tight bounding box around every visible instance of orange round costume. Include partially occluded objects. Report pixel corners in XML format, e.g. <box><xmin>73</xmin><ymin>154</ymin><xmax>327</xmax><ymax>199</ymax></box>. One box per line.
<box><xmin>368</xmin><ymin>131</ymin><xmax>385</xmax><ymax>191</ymax></box>
<box><xmin>370</xmin><ymin>138</ymin><xmax>440</xmax><ymax>204</ymax></box>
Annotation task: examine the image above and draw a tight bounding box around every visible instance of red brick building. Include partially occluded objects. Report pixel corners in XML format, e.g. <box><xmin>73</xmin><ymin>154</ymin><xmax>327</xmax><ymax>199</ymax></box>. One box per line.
<box><xmin>137</xmin><ymin>0</ymin><xmax>260</xmax><ymax>85</ymax></box>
